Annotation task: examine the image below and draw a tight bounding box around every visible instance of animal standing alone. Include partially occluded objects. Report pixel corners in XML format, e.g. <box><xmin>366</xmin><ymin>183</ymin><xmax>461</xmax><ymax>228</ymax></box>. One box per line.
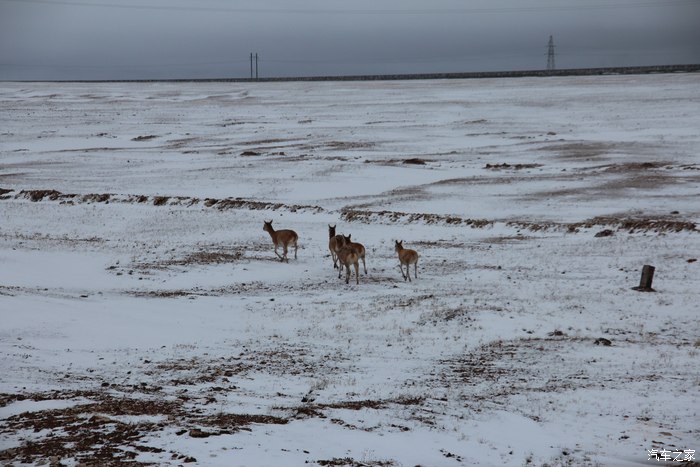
<box><xmin>263</xmin><ymin>220</ymin><xmax>298</xmax><ymax>262</ymax></box>
<box><xmin>336</xmin><ymin>238</ymin><xmax>360</xmax><ymax>285</ymax></box>
<box><xmin>342</xmin><ymin>234</ymin><xmax>367</xmax><ymax>275</ymax></box>
<box><xmin>395</xmin><ymin>240</ymin><xmax>419</xmax><ymax>281</ymax></box>
<box><xmin>328</xmin><ymin>224</ymin><xmax>345</xmax><ymax>269</ymax></box>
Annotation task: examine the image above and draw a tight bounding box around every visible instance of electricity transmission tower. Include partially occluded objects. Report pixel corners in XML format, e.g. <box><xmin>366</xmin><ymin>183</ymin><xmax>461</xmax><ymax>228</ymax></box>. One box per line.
<box><xmin>249</xmin><ymin>53</ymin><xmax>259</xmax><ymax>80</ymax></box>
<box><xmin>546</xmin><ymin>35</ymin><xmax>556</xmax><ymax>71</ymax></box>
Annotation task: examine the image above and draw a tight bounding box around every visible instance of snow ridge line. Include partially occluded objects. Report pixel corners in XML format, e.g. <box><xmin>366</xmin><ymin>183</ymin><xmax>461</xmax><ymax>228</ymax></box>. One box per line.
<box><xmin>341</xmin><ymin>208</ymin><xmax>698</xmax><ymax>233</ymax></box>
<box><xmin>0</xmin><ymin>188</ymin><xmax>324</xmax><ymax>213</ymax></box>
<box><xmin>508</xmin><ymin>217</ymin><xmax>698</xmax><ymax>233</ymax></box>
<box><xmin>341</xmin><ymin>208</ymin><xmax>491</xmax><ymax>227</ymax></box>
<box><xmin>3</xmin><ymin>188</ymin><xmax>695</xmax><ymax>233</ymax></box>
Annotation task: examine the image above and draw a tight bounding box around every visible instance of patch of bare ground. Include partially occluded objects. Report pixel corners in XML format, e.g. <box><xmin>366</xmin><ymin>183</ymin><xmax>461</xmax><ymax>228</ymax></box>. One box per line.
<box><xmin>482</xmin><ymin>235</ymin><xmax>533</xmax><ymax>244</ymax></box>
<box><xmin>131</xmin><ymin>248</ymin><xmax>244</xmax><ymax>273</ymax></box>
<box><xmin>180</xmin><ymin>250</ymin><xmax>242</xmax><ymax>265</ymax></box>
<box><xmin>288</xmin><ymin>396</ymin><xmax>424</xmax><ymax>421</ymax></box>
<box><xmin>411</xmin><ymin>239</ymin><xmax>468</xmax><ymax>249</ymax></box>
<box><xmin>2</xmin><ymin>343</ymin><xmax>354</xmax><ymax>463</ymax></box>
<box><xmin>439</xmin><ymin>336</ymin><xmax>669</xmax><ymax>411</ymax></box>
<box><xmin>239</xmin><ymin>150</ymin><xmax>294</xmax><ymax>158</ymax></box>
<box><xmin>324</xmin><ymin>141</ymin><xmax>374</xmax><ymax>150</ymax></box>
<box><xmin>131</xmin><ymin>134</ymin><xmax>158</xmax><ymax>141</ymax></box>
<box><xmin>508</xmin><ymin>216</ymin><xmax>697</xmax><ymax>233</ymax></box>
<box><xmin>199</xmin><ymin>413</ymin><xmax>287</xmax><ymax>434</ymax></box>
<box><xmin>7</xmin><ymin>188</ymin><xmax>323</xmax><ymax>213</ymax></box>
<box><xmin>0</xmin><ymin>232</ymin><xmax>104</xmax><ymax>245</ymax></box>
<box><xmin>131</xmin><ymin>290</ymin><xmax>201</xmax><ymax>298</ymax></box>
<box><xmin>205</xmin><ymin>197</ymin><xmax>321</xmax><ymax>212</ymax></box>
<box><xmin>416</xmin><ymin>306</ymin><xmax>479</xmax><ymax>326</ymax></box>
<box><xmin>0</xmin><ymin>395</ymin><xmax>177</xmax><ymax>465</ymax></box>
<box><xmin>363</xmin><ymin>157</ymin><xmax>430</xmax><ymax>166</ymax></box>
<box><xmin>0</xmin><ymin>390</ymin><xmax>289</xmax><ymax>465</ymax></box>
<box><xmin>597</xmin><ymin>161</ymin><xmax>669</xmax><ymax>172</ymax></box>
<box><xmin>163</xmin><ymin>136</ymin><xmax>199</xmax><ymax>150</ymax></box>
<box><xmin>18</xmin><ymin>189</ymin><xmax>66</xmax><ymax>202</ymax></box>
<box><xmin>341</xmin><ymin>208</ymin><xmax>491</xmax><ymax>227</ymax></box>
<box><xmin>484</xmin><ymin>162</ymin><xmax>542</xmax><ymax>170</ymax></box>
<box><xmin>541</xmin><ymin>140</ymin><xmax>645</xmax><ymax>160</ymax></box>
<box><xmin>140</xmin><ymin>345</ymin><xmax>346</xmax><ymax>388</ymax></box>
<box><xmin>430</xmin><ymin>174</ymin><xmax>561</xmax><ymax>187</ymax></box>
<box><xmin>402</xmin><ymin>158</ymin><xmax>427</xmax><ymax>165</ymax></box>
<box><xmin>241</xmin><ymin>137</ymin><xmax>299</xmax><ymax>146</ymax></box>
<box><xmin>0</xmin><ymin>286</ymin><xmax>19</xmax><ymax>296</ymax></box>
<box><xmin>125</xmin><ymin>243</ymin><xmax>282</xmax><ymax>280</ymax></box>
<box><xmin>316</xmin><ymin>457</ymin><xmax>397</xmax><ymax>466</ymax></box>
<box><xmin>128</xmin><ymin>280</ymin><xmax>282</xmax><ymax>299</ymax></box>
<box><xmin>569</xmin><ymin>216</ymin><xmax>697</xmax><ymax>233</ymax></box>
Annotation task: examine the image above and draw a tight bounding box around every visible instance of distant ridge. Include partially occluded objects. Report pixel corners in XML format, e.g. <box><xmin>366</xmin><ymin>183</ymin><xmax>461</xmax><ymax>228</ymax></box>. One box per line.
<box><xmin>9</xmin><ymin>64</ymin><xmax>700</xmax><ymax>83</ymax></box>
<box><xmin>240</xmin><ymin>64</ymin><xmax>700</xmax><ymax>83</ymax></box>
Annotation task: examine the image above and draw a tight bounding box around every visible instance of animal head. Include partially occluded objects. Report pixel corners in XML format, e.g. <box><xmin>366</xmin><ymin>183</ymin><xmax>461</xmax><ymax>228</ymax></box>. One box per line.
<box><xmin>263</xmin><ymin>220</ymin><xmax>273</xmax><ymax>232</ymax></box>
<box><xmin>395</xmin><ymin>240</ymin><xmax>403</xmax><ymax>252</ymax></box>
<box><xmin>343</xmin><ymin>234</ymin><xmax>352</xmax><ymax>244</ymax></box>
<box><xmin>328</xmin><ymin>224</ymin><xmax>336</xmax><ymax>236</ymax></box>
<box><xmin>333</xmin><ymin>234</ymin><xmax>349</xmax><ymax>248</ymax></box>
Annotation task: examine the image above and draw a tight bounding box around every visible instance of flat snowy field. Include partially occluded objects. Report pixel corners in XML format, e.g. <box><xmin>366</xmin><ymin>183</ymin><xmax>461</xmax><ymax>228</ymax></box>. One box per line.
<box><xmin>1</xmin><ymin>74</ymin><xmax>699</xmax><ymax>466</ymax></box>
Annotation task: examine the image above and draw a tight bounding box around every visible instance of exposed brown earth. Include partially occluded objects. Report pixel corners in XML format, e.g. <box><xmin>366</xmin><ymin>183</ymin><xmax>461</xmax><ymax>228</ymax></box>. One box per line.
<box><xmin>4</xmin><ymin>187</ymin><xmax>323</xmax><ymax>213</ymax></box>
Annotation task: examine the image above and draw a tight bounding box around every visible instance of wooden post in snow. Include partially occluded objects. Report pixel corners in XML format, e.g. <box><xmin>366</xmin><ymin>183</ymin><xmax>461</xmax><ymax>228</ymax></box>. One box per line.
<box><xmin>632</xmin><ymin>265</ymin><xmax>656</xmax><ymax>292</ymax></box>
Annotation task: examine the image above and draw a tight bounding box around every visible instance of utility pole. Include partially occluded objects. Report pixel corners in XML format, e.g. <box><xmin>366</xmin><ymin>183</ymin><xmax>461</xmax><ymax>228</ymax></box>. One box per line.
<box><xmin>547</xmin><ymin>35</ymin><xmax>556</xmax><ymax>71</ymax></box>
<box><xmin>255</xmin><ymin>53</ymin><xmax>259</xmax><ymax>80</ymax></box>
<box><xmin>250</xmin><ymin>53</ymin><xmax>253</xmax><ymax>79</ymax></box>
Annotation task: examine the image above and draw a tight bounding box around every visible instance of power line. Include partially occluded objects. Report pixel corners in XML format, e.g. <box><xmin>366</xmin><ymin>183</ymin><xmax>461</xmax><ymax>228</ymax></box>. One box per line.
<box><xmin>0</xmin><ymin>59</ymin><xmax>249</xmax><ymax>69</ymax></box>
<box><xmin>0</xmin><ymin>46</ymin><xmax>683</xmax><ymax>71</ymax></box>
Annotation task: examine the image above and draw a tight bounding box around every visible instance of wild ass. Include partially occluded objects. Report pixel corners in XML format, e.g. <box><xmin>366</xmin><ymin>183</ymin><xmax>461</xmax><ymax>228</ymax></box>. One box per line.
<box><xmin>263</xmin><ymin>220</ymin><xmax>298</xmax><ymax>262</ymax></box>
<box><xmin>342</xmin><ymin>234</ymin><xmax>367</xmax><ymax>275</ymax></box>
<box><xmin>394</xmin><ymin>240</ymin><xmax>418</xmax><ymax>281</ymax></box>
<box><xmin>328</xmin><ymin>224</ymin><xmax>345</xmax><ymax>269</ymax></box>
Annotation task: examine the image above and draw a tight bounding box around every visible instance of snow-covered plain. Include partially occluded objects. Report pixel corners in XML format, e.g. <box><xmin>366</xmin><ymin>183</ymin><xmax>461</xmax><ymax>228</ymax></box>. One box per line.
<box><xmin>1</xmin><ymin>74</ymin><xmax>699</xmax><ymax>466</ymax></box>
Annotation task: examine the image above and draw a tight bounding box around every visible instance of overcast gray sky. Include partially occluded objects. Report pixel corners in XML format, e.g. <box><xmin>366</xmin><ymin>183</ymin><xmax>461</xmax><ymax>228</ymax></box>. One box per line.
<box><xmin>1</xmin><ymin>0</ymin><xmax>699</xmax><ymax>80</ymax></box>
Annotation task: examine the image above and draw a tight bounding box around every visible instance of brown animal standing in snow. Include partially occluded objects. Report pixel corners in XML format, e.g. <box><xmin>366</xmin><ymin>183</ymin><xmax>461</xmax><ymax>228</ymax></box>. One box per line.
<box><xmin>263</xmin><ymin>220</ymin><xmax>298</xmax><ymax>262</ymax></box>
<box><xmin>395</xmin><ymin>240</ymin><xmax>419</xmax><ymax>281</ymax></box>
<box><xmin>336</xmin><ymin>241</ymin><xmax>360</xmax><ymax>285</ymax></box>
<box><xmin>342</xmin><ymin>234</ymin><xmax>367</xmax><ymax>275</ymax></box>
<box><xmin>328</xmin><ymin>224</ymin><xmax>345</xmax><ymax>269</ymax></box>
